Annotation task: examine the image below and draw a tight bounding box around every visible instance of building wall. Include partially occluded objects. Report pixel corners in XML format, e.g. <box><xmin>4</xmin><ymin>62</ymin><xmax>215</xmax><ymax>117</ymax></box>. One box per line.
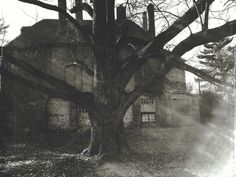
<box><xmin>4</xmin><ymin>18</ymin><xmax>200</xmax><ymax>132</ymax></box>
<box><xmin>6</xmin><ymin>42</ymin><xmax>95</xmax><ymax>132</ymax></box>
<box><xmin>6</xmin><ymin>44</ymin><xmax>200</xmax><ymax>131</ymax></box>
<box><xmin>129</xmin><ymin>58</ymin><xmax>200</xmax><ymax>127</ymax></box>
<box><xmin>3</xmin><ymin>49</ymin><xmax>48</xmax><ymax>133</ymax></box>
<box><xmin>166</xmin><ymin>68</ymin><xmax>186</xmax><ymax>84</ymax></box>
<box><xmin>166</xmin><ymin>93</ymin><xmax>199</xmax><ymax>126</ymax></box>
<box><xmin>127</xmin><ymin>93</ymin><xmax>200</xmax><ymax>128</ymax></box>
<box><xmin>6</xmin><ymin>80</ymin><xmax>48</xmax><ymax>134</ymax></box>
<box><xmin>47</xmin><ymin>98</ymin><xmax>78</xmax><ymax>130</ymax></box>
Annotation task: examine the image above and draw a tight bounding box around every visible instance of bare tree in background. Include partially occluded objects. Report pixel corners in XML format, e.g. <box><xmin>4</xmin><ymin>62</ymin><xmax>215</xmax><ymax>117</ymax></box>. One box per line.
<box><xmin>0</xmin><ymin>17</ymin><xmax>8</xmax><ymax>153</ymax></box>
<box><xmin>1</xmin><ymin>0</ymin><xmax>236</xmax><ymax>160</ymax></box>
<box><xmin>0</xmin><ymin>18</ymin><xmax>8</xmax><ymax>46</ymax></box>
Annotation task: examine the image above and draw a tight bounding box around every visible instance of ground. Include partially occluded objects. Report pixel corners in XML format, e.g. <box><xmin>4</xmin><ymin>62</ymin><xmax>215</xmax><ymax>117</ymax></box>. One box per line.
<box><xmin>0</xmin><ymin>122</ymin><xmax>234</xmax><ymax>177</ymax></box>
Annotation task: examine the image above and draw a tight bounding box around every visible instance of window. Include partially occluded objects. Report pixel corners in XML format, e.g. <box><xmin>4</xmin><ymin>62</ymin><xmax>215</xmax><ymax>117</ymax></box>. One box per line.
<box><xmin>141</xmin><ymin>113</ymin><xmax>149</xmax><ymax>122</ymax></box>
<box><xmin>141</xmin><ymin>113</ymin><xmax>156</xmax><ymax>123</ymax></box>
<box><xmin>177</xmin><ymin>94</ymin><xmax>184</xmax><ymax>99</ymax></box>
<box><xmin>79</xmin><ymin>46</ymin><xmax>92</xmax><ymax>59</ymax></box>
<box><xmin>140</xmin><ymin>97</ymin><xmax>154</xmax><ymax>105</ymax></box>
<box><xmin>78</xmin><ymin>105</ymin><xmax>88</xmax><ymax>113</ymax></box>
<box><xmin>172</xmin><ymin>93</ymin><xmax>185</xmax><ymax>100</ymax></box>
<box><xmin>149</xmin><ymin>113</ymin><xmax>156</xmax><ymax>122</ymax></box>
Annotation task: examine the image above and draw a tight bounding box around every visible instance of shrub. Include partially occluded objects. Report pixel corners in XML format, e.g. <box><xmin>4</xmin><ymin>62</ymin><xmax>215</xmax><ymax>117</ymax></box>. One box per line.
<box><xmin>199</xmin><ymin>91</ymin><xmax>221</xmax><ymax>123</ymax></box>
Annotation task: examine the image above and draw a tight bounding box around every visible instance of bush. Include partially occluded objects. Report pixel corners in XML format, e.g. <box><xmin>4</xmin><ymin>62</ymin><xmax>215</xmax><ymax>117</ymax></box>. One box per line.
<box><xmin>199</xmin><ymin>91</ymin><xmax>221</xmax><ymax>123</ymax></box>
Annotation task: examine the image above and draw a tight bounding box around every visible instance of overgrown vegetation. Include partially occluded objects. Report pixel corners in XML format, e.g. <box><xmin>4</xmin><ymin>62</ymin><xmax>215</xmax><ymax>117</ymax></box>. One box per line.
<box><xmin>197</xmin><ymin>38</ymin><xmax>235</xmax><ymax>103</ymax></box>
<box><xmin>199</xmin><ymin>91</ymin><xmax>221</xmax><ymax>123</ymax></box>
<box><xmin>0</xmin><ymin>127</ymin><xmax>200</xmax><ymax>177</ymax></box>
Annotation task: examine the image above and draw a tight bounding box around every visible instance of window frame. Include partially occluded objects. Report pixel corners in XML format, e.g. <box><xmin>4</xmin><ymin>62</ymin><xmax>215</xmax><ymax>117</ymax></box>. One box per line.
<box><xmin>141</xmin><ymin>112</ymin><xmax>156</xmax><ymax>123</ymax></box>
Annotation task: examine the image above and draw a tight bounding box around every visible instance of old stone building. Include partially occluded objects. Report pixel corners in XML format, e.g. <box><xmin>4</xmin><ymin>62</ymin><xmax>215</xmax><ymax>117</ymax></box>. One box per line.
<box><xmin>124</xmin><ymin>63</ymin><xmax>200</xmax><ymax>128</ymax></box>
<box><xmin>1</xmin><ymin>2</ymin><xmax>199</xmax><ymax>134</ymax></box>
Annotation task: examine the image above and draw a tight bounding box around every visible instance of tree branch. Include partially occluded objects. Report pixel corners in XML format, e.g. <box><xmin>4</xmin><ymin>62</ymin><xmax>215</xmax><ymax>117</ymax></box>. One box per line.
<box><xmin>121</xmin><ymin>49</ymin><xmax>233</xmax><ymax>111</ymax></box>
<box><xmin>193</xmin><ymin>0</ymin><xmax>204</xmax><ymax>29</ymax></box>
<box><xmin>5</xmin><ymin>42</ymin><xmax>88</xmax><ymax>51</ymax></box>
<box><xmin>174</xmin><ymin>59</ymin><xmax>233</xmax><ymax>87</ymax></box>
<box><xmin>18</xmin><ymin>0</ymin><xmax>94</xmax><ymax>44</ymax></box>
<box><xmin>120</xmin><ymin>18</ymin><xmax>236</xmax><ymax>90</ymax></box>
<box><xmin>4</xmin><ymin>52</ymin><xmax>76</xmax><ymax>92</ymax></box>
<box><xmin>70</xmin><ymin>3</ymin><xmax>93</xmax><ymax>17</ymax></box>
<box><xmin>119</xmin><ymin>50</ymin><xmax>165</xmax><ymax>90</ymax></box>
<box><xmin>121</xmin><ymin>56</ymin><xmax>172</xmax><ymax>111</ymax></box>
<box><xmin>121</xmin><ymin>74</ymin><xmax>164</xmax><ymax>112</ymax></box>
<box><xmin>0</xmin><ymin>67</ymin><xmax>86</xmax><ymax>104</ymax></box>
<box><xmin>5</xmin><ymin>44</ymin><xmax>95</xmax><ymax>76</ymax></box>
<box><xmin>115</xmin><ymin>21</ymin><xmax>129</xmax><ymax>51</ymax></box>
<box><xmin>3</xmin><ymin>52</ymin><xmax>94</xmax><ymax>108</ymax></box>
<box><xmin>158</xmin><ymin>50</ymin><xmax>233</xmax><ymax>88</ymax></box>
<box><xmin>203</xmin><ymin>1</ymin><xmax>210</xmax><ymax>30</ymax></box>
<box><xmin>119</xmin><ymin>0</ymin><xmax>216</xmax><ymax>90</ymax></box>
<box><xmin>172</xmin><ymin>20</ymin><xmax>236</xmax><ymax>57</ymax></box>
<box><xmin>147</xmin><ymin>0</ymin><xmax>215</xmax><ymax>51</ymax></box>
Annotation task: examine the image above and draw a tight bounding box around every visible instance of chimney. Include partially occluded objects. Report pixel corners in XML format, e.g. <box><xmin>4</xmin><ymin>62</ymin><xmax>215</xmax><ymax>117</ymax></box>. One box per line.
<box><xmin>75</xmin><ymin>0</ymin><xmax>83</xmax><ymax>22</ymax></box>
<box><xmin>142</xmin><ymin>12</ymin><xmax>147</xmax><ymax>31</ymax></box>
<box><xmin>117</xmin><ymin>5</ymin><xmax>126</xmax><ymax>24</ymax></box>
<box><xmin>58</xmin><ymin>0</ymin><xmax>67</xmax><ymax>28</ymax></box>
<box><xmin>147</xmin><ymin>4</ymin><xmax>155</xmax><ymax>37</ymax></box>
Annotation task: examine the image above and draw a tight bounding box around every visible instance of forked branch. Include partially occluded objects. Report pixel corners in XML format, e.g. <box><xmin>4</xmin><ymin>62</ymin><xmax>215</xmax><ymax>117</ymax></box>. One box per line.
<box><xmin>147</xmin><ymin>0</ymin><xmax>215</xmax><ymax>51</ymax></box>
<box><xmin>119</xmin><ymin>0</ymin><xmax>217</xmax><ymax>89</ymax></box>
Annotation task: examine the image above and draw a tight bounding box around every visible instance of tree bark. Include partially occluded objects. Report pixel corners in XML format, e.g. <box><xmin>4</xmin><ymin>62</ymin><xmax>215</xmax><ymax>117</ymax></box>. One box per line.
<box><xmin>83</xmin><ymin>110</ymin><xmax>130</xmax><ymax>160</ymax></box>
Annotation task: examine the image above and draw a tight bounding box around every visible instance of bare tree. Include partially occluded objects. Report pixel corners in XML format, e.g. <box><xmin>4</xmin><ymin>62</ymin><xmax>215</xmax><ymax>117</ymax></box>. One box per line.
<box><xmin>0</xmin><ymin>17</ymin><xmax>8</xmax><ymax>153</ymax></box>
<box><xmin>0</xmin><ymin>18</ymin><xmax>8</xmax><ymax>46</ymax></box>
<box><xmin>1</xmin><ymin>0</ymin><xmax>236</xmax><ymax>160</ymax></box>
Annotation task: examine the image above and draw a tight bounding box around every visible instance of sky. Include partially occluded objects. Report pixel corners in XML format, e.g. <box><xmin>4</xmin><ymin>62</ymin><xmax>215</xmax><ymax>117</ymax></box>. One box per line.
<box><xmin>0</xmin><ymin>0</ymin><xmax>63</xmax><ymax>42</ymax></box>
<box><xmin>1</xmin><ymin>0</ymin><xmax>235</xmax><ymax>93</ymax></box>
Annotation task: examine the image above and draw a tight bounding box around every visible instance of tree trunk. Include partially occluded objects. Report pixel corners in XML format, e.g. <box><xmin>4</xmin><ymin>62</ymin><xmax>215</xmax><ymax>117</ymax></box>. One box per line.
<box><xmin>83</xmin><ymin>111</ymin><xmax>130</xmax><ymax>160</ymax></box>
